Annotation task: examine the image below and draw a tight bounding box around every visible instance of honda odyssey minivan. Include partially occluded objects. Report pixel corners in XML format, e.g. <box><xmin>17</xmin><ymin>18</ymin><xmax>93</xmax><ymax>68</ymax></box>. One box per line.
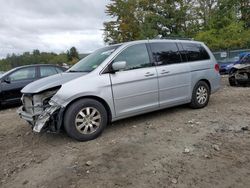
<box><xmin>18</xmin><ymin>40</ymin><xmax>220</xmax><ymax>141</ymax></box>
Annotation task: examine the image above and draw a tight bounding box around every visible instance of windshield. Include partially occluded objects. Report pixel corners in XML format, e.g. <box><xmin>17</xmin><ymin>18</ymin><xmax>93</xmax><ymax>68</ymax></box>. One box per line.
<box><xmin>218</xmin><ymin>57</ymin><xmax>239</xmax><ymax>64</ymax></box>
<box><xmin>241</xmin><ymin>54</ymin><xmax>250</xmax><ymax>64</ymax></box>
<box><xmin>68</xmin><ymin>45</ymin><xmax>121</xmax><ymax>73</ymax></box>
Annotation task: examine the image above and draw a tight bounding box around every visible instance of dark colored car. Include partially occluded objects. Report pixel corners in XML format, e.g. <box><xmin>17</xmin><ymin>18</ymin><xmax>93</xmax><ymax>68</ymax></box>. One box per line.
<box><xmin>0</xmin><ymin>64</ymin><xmax>66</xmax><ymax>106</ymax></box>
<box><xmin>218</xmin><ymin>57</ymin><xmax>239</xmax><ymax>74</ymax></box>
<box><xmin>229</xmin><ymin>53</ymin><xmax>250</xmax><ymax>86</ymax></box>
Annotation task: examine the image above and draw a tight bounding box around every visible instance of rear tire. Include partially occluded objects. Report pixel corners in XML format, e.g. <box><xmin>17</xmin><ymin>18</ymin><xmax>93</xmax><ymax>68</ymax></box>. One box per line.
<box><xmin>64</xmin><ymin>99</ymin><xmax>108</xmax><ymax>141</ymax></box>
<box><xmin>189</xmin><ymin>81</ymin><xmax>210</xmax><ymax>109</ymax></box>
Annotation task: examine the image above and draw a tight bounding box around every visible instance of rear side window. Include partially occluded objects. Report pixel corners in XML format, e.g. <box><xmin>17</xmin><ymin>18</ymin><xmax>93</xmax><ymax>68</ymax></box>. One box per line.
<box><xmin>55</xmin><ymin>67</ymin><xmax>64</xmax><ymax>73</ymax></box>
<box><xmin>181</xmin><ymin>43</ymin><xmax>210</xmax><ymax>62</ymax></box>
<box><xmin>177</xmin><ymin>43</ymin><xmax>188</xmax><ymax>62</ymax></box>
<box><xmin>40</xmin><ymin>66</ymin><xmax>58</xmax><ymax>77</ymax></box>
<box><xmin>150</xmin><ymin>42</ymin><xmax>182</xmax><ymax>65</ymax></box>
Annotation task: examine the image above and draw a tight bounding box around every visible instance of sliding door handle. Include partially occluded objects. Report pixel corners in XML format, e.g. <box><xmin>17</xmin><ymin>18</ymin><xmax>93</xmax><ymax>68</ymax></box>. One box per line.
<box><xmin>144</xmin><ymin>72</ymin><xmax>155</xmax><ymax>77</ymax></box>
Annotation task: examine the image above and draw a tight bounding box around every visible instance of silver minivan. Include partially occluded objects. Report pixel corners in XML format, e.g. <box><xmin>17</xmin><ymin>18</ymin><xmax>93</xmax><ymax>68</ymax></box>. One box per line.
<box><xmin>18</xmin><ymin>40</ymin><xmax>220</xmax><ymax>141</ymax></box>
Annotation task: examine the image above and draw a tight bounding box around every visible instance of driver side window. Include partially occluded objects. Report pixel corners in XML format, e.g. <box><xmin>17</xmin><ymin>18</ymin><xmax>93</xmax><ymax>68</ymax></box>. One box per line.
<box><xmin>9</xmin><ymin>67</ymin><xmax>36</xmax><ymax>81</ymax></box>
<box><xmin>113</xmin><ymin>43</ymin><xmax>151</xmax><ymax>71</ymax></box>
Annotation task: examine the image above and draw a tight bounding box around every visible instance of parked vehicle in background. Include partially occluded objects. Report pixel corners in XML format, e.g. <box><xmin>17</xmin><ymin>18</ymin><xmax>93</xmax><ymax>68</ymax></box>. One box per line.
<box><xmin>218</xmin><ymin>57</ymin><xmax>239</xmax><ymax>74</ymax></box>
<box><xmin>0</xmin><ymin>71</ymin><xmax>4</xmax><ymax>76</ymax></box>
<box><xmin>0</xmin><ymin>64</ymin><xmax>66</xmax><ymax>106</ymax></box>
<box><xmin>218</xmin><ymin>52</ymin><xmax>250</xmax><ymax>75</ymax></box>
<box><xmin>18</xmin><ymin>39</ymin><xmax>220</xmax><ymax>141</ymax></box>
<box><xmin>229</xmin><ymin>53</ymin><xmax>250</xmax><ymax>86</ymax></box>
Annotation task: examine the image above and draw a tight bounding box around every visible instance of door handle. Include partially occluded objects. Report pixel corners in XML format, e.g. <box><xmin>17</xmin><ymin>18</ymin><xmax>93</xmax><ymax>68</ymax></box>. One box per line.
<box><xmin>144</xmin><ymin>72</ymin><xmax>155</xmax><ymax>77</ymax></box>
<box><xmin>161</xmin><ymin>70</ymin><xmax>170</xmax><ymax>75</ymax></box>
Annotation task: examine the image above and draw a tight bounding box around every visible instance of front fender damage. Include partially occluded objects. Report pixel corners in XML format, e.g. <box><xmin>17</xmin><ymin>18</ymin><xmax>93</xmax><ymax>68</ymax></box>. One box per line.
<box><xmin>33</xmin><ymin>104</ymin><xmax>60</xmax><ymax>132</ymax></box>
<box><xmin>18</xmin><ymin>88</ymin><xmax>65</xmax><ymax>133</ymax></box>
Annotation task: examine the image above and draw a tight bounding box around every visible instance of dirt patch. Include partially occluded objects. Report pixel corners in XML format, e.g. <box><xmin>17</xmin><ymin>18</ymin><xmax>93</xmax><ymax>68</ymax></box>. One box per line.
<box><xmin>1</xmin><ymin>76</ymin><xmax>250</xmax><ymax>188</ymax></box>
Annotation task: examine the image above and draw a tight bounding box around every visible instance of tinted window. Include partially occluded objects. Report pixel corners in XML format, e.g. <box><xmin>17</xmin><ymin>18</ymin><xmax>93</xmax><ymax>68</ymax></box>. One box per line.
<box><xmin>114</xmin><ymin>43</ymin><xmax>151</xmax><ymax>71</ymax></box>
<box><xmin>9</xmin><ymin>67</ymin><xmax>36</xmax><ymax>81</ymax></box>
<box><xmin>177</xmin><ymin>43</ymin><xmax>188</xmax><ymax>62</ymax></box>
<box><xmin>182</xmin><ymin>43</ymin><xmax>210</xmax><ymax>62</ymax></box>
<box><xmin>150</xmin><ymin>42</ymin><xmax>182</xmax><ymax>65</ymax></box>
<box><xmin>55</xmin><ymin>67</ymin><xmax>64</xmax><ymax>73</ymax></box>
<box><xmin>40</xmin><ymin>66</ymin><xmax>58</xmax><ymax>77</ymax></box>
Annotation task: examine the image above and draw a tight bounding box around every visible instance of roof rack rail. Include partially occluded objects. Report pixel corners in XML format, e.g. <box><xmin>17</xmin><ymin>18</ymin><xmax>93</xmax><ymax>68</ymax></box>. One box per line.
<box><xmin>154</xmin><ymin>35</ymin><xmax>194</xmax><ymax>41</ymax></box>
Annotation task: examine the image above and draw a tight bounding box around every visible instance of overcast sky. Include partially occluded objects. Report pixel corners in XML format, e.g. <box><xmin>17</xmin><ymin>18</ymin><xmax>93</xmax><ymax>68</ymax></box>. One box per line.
<box><xmin>0</xmin><ymin>0</ymin><xmax>111</xmax><ymax>59</ymax></box>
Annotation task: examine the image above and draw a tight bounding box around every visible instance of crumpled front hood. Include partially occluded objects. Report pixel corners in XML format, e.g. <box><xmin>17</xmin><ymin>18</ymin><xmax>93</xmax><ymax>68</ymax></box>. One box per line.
<box><xmin>22</xmin><ymin>72</ymin><xmax>86</xmax><ymax>94</ymax></box>
<box><xmin>233</xmin><ymin>64</ymin><xmax>250</xmax><ymax>70</ymax></box>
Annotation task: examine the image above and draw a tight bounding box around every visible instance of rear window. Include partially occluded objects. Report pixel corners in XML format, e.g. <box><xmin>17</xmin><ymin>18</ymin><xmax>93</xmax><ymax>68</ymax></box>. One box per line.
<box><xmin>181</xmin><ymin>43</ymin><xmax>210</xmax><ymax>62</ymax></box>
<box><xmin>150</xmin><ymin>42</ymin><xmax>182</xmax><ymax>65</ymax></box>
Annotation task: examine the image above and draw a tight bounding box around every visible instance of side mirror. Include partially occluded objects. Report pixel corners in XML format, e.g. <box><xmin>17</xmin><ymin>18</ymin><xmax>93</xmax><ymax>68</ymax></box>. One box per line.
<box><xmin>112</xmin><ymin>61</ymin><xmax>127</xmax><ymax>72</ymax></box>
<box><xmin>3</xmin><ymin>77</ymin><xmax>11</xmax><ymax>84</ymax></box>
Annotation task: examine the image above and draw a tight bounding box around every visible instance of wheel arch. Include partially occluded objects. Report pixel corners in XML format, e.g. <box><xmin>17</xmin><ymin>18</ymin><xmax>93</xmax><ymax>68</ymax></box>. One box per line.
<box><xmin>63</xmin><ymin>95</ymin><xmax>112</xmax><ymax>124</ymax></box>
<box><xmin>198</xmin><ymin>79</ymin><xmax>211</xmax><ymax>93</ymax></box>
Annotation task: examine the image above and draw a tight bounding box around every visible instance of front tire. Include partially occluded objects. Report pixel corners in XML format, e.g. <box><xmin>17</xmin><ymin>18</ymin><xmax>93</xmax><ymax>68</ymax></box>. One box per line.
<box><xmin>64</xmin><ymin>99</ymin><xmax>108</xmax><ymax>141</ymax></box>
<box><xmin>189</xmin><ymin>81</ymin><xmax>210</xmax><ymax>109</ymax></box>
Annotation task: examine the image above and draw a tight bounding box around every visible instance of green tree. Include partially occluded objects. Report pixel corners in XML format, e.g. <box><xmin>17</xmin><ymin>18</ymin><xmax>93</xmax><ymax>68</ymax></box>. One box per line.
<box><xmin>33</xmin><ymin>49</ymin><xmax>40</xmax><ymax>56</ymax></box>
<box><xmin>67</xmin><ymin>47</ymin><xmax>79</xmax><ymax>61</ymax></box>
<box><xmin>195</xmin><ymin>0</ymin><xmax>250</xmax><ymax>50</ymax></box>
<box><xmin>104</xmin><ymin>0</ymin><xmax>250</xmax><ymax>50</ymax></box>
<box><xmin>195</xmin><ymin>22</ymin><xmax>250</xmax><ymax>50</ymax></box>
<box><xmin>104</xmin><ymin>0</ymin><xmax>141</xmax><ymax>44</ymax></box>
<box><xmin>103</xmin><ymin>0</ymin><xmax>200</xmax><ymax>43</ymax></box>
<box><xmin>0</xmin><ymin>51</ymin><xmax>70</xmax><ymax>71</ymax></box>
<box><xmin>66</xmin><ymin>47</ymin><xmax>80</xmax><ymax>65</ymax></box>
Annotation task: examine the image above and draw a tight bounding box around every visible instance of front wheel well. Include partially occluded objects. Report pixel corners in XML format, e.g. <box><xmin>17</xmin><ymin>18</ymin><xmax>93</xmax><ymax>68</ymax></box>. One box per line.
<box><xmin>64</xmin><ymin>96</ymin><xmax>112</xmax><ymax>123</ymax></box>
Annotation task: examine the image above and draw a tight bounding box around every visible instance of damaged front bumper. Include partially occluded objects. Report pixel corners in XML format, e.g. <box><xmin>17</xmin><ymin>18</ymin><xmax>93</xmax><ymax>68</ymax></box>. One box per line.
<box><xmin>229</xmin><ymin>68</ymin><xmax>250</xmax><ymax>86</ymax></box>
<box><xmin>18</xmin><ymin>103</ymin><xmax>60</xmax><ymax>132</ymax></box>
<box><xmin>17</xmin><ymin>89</ymin><xmax>65</xmax><ymax>133</ymax></box>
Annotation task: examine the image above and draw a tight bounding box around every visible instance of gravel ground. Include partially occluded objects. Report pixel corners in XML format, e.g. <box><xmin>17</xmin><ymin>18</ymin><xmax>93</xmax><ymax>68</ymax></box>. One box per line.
<box><xmin>1</xmin><ymin>76</ymin><xmax>250</xmax><ymax>188</ymax></box>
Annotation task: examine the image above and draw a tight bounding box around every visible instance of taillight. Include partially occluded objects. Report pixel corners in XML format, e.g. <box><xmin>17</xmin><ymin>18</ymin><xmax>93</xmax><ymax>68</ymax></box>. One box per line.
<box><xmin>215</xmin><ymin>64</ymin><xmax>219</xmax><ymax>72</ymax></box>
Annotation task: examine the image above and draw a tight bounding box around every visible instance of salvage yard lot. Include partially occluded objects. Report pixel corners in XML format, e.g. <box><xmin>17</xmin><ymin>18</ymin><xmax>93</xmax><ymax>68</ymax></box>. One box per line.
<box><xmin>1</xmin><ymin>76</ymin><xmax>250</xmax><ymax>188</ymax></box>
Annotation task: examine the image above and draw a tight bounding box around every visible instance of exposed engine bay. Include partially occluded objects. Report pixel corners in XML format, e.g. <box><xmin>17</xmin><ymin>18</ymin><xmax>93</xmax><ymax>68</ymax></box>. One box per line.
<box><xmin>17</xmin><ymin>87</ymin><xmax>63</xmax><ymax>133</ymax></box>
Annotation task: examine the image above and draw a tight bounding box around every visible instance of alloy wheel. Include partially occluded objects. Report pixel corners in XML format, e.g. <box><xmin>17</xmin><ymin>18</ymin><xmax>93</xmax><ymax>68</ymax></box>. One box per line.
<box><xmin>75</xmin><ymin>107</ymin><xmax>101</xmax><ymax>135</ymax></box>
<box><xmin>196</xmin><ymin>86</ymin><xmax>208</xmax><ymax>105</ymax></box>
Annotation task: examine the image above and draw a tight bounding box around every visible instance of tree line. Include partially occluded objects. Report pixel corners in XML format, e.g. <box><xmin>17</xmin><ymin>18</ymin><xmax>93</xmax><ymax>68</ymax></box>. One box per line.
<box><xmin>0</xmin><ymin>47</ymin><xmax>80</xmax><ymax>71</ymax></box>
<box><xmin>103</xmin><ymin>0</ymin><xmax>250</xmax><ymax>50</ymax></box>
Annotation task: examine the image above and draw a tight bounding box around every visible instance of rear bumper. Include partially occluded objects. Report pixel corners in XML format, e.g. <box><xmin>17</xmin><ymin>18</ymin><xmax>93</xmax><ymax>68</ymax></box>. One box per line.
<box><xmin>210</xmin><ymin>74</ymin><xmax>221</xmax><ymax>94</ymax></box>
